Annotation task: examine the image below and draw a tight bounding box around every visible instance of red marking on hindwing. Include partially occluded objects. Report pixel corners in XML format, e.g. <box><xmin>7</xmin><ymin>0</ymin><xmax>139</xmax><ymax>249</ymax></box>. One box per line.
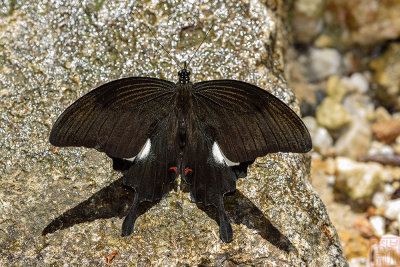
<box><xmin>185</xmin><ymin>168</ymin><xmax>193</xmax><ymax>176</ymax></box>
<box><xmin>168</xmin><ymin>167</ymin><xmax>178</xmax><ymax>175</ymax></box>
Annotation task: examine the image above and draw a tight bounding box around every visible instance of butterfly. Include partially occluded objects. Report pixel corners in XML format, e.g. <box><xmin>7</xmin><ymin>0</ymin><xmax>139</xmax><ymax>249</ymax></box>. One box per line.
<box><xmin>49</xmin><ymin>63</ymin><xmax>312</xmax><ymax>243</ymax></box>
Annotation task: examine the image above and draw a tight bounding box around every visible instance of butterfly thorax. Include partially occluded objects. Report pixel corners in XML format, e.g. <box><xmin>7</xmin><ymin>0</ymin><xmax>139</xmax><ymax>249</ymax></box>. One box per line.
<box><xmin>178</xmin><ymin>68</ymin><xmax>190</xmax><ymax>84</ymax></box>
<box><xmin>175</xmin><ymin>82</ymin><xmax>193</xmax><ymax>150</ymax></box>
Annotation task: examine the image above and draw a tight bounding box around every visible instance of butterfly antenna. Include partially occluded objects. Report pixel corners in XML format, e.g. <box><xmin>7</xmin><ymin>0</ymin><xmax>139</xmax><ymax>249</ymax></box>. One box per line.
<box><xmin>145</xmin><ymin>24</ymin><xmax>181</xmax><ymax>70</ymax></box>
<box><xmin>187</xmin><ymin>22</ymin><xmax>214</xmax><ymax>68</ymax></box>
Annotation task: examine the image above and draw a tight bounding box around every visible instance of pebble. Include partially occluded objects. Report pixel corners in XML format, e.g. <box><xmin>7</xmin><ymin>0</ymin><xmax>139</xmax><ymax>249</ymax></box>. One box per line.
<box><xmin>293</xmin><ymin>0</ymin><xmax>325</xmax><ymax>43</ymax></box>
<box><xmin>369</xmin><ymin>216</ymin><xmax>386</xmax><ymax>237</ymax></box>
<box><xmin>310</xmin><ymin>48</ymin><xmax>342</xmax><ymax>80</ymax></box>
<box><xmin>316</xmin><ymin>97</ymin><xmax>350</xmax><ymax>130</ymax></box>
<box><xmin>325</xmin><ymin>0</ymin><xmax>400</xmax><ymax>46</ymax></box>
<box><xmin>340</xmin><ymin>73</ymin><xmax>370</xmax><ymax>95</ymax></box>
<box><xmin>370</xmin><ymin>43</ymin><xmax>400</xmax><ymax>110</ymax></box>
<box><xmin>372</xmin><ymin>192</ymin><xmax>389</xmax><ymax>209</ymax></box>
<box><xmin>394</xmin><ymin>112</ymin><xmax>400</xmax><ymax>119</ymax></box>
<box><xmin>348</xmin><ymin>258</ymin><xmax>368</xmax><ymax>267</ymax></box>
<box><xmin>335</xmin><ymin>118</ymin><xmax>371</xmax><ymax>158</ymax></box>
<box><xmin>353</xmin><ymin>218</ymin><xmax>375</xmax><ymax>238</ymax></box>
<box><xmin>334</xmin><ymin>157</ymin><xmax>382</xmax><ymax>207</ymax></box>
<box><xmin>339</xmin><ymin>231</ymin><xmax>370</xmax><ymax>260</ymax></box>
<box><xmin>349</xmin><ymin>73</ymin><xmax>369</xmax><ymax>94</ymax></box>
<box><xmin>314</xmin><ymin>34</ymin><xmax>334</xmax><ymax>48</ymax></box>
<box><xmin>374</xmin><ymin>106</ymin><xmax>391</xmax><ymax>122</ymax></box>
<box><xmin>387</xmin><ymin>219</ymin><xmax>399</xmax><ymax>235</ymax></box>
<box><xmin>371</xmin><ymin>119</ymin><xmax>400</xmax><ymax>144</ymax></box>
<box><xmin>384</xmin><ymin>199</ymin><xmax>400</xmax><ymax>220</ymax></box>
<box><xmin>384</xmin><ymin>184</ymin><xmax>396</xmax><ymax>196</ymax></box>
<box><xmin>368</xmin><ymin>141</ymin><xmax>394</xmax><ymax>156</ymax></box>
<box><xmin>303</xmin><ymin>116</ymin><xmax>333</xmax><ymax>156</ymax></box>
<box><xmin>381</xmin><ymin>145</ymin><xmax>395</xmax><ymax>155</ymax></box>
<box><xmin>325</xmin><ymin>75</ymin><xmax>347</xmax><ymax>102</ymax></box>
<box><xmin>342</xmin><ymin>94</ymin><xmax>375</xmax><ymax>121</ymax></box>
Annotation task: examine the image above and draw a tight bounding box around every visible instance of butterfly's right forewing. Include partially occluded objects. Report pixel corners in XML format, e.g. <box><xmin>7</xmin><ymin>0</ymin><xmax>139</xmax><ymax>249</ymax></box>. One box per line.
<box><xmin>191</xmin><ymin>80</ymin><xmax>312</xmax><ymax>163</ymax></box>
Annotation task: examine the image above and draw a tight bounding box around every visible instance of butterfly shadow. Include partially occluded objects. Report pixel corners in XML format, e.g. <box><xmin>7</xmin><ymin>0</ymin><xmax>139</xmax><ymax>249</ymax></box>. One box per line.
<box><xmin>42</xmin><ymin>177</ymin><xmax>154</xmax><ymax>236</ymax></box>
<box><xmin>42</xmin><ymin>179</ymin><xmax>295</xmax><ymax>253</ymax></box>
<box><xmin>191</xmin><ymin>188</ymin><xmax>296</xmax><ymax>253</ymax></box>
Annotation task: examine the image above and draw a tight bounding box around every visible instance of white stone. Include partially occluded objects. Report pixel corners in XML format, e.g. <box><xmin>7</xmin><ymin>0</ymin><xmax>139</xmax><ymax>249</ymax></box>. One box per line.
<box><xmin>295</xmin><ymin>0</ymin><xmax>325</xmax><ymax>16</ymax></box>
<box><xmin>310</xmin><ymin>48</ymin><xmax>341</xmax><ymax>80</ymax></box>
<box><xmin>381</xmin><ymin>145</ymin><xmax>395</xmax><ymax>155</ymax></box>
<box><xmin>369</xmin><ymin>216</ymin><xmax>385</xmax><ymax>236</ymax></box>
<box><xmin>384</xmin><ymin>184</ymin><xmax>396</xmax><ymax>196</ymax></box>
<box><xmin>342</xmin><ymin>94</ymin><xmax>375</xmax><ymax>121</ymax></box>
<box><xmin>369</xmin><ymin>141</ymin><xmax>387</xmax><ymax>155</ymax></box>
<box><xmin>334</xmin><ymin>157</ymin><xmax>382</xmax><ymax>200</ymax></box>
<box><xmin>335</xmin><ymin>118</ymin><xmax>371</xmax><ymax>158</ymax></box>
<box><xmin>313</xmin><ymin>127</ymin><xmax>333</xmax><ymax>156</ymax></box>
<box><xmin>348</xmin><ymin>258</ymin><xmax>368</xmax><ymax>267</ymax></box>
<box><xmin>302</xmin><ymin>116</ymin><xmax>317</xmax><ymax>131</ymax></box>
<box><xmin>372</xmin><ymin>192</ymin><xmax>388</xmax><ymax>209</ymax></box>
<box><xmin>303</xmin><ymin>116</ymin><xmax>333</xmax><ymax>156</ymax></box>
<box><xmin>349</xmin><ymin>72</ymin><xmax>369</xmax><ymax>94</ymax></box>
<box><xmin>384</xmin><ymin>199</ymin><xmax>400</xmax><ymax>220</ymax></box>
<box><xmin>327</xmin><ymin>175</ymin><xmax>335</xmax><ymax>186</ymax></box>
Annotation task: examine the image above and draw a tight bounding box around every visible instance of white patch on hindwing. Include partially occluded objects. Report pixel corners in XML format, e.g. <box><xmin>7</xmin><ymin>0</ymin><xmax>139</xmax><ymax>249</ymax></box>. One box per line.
<box><xmin>123</xmin><ymin>138</ymin><xmax>151</xmax><ymax>162</ymax></box>
<box><xmin>137</xmin><ymin>138</ymin><xmax>151</xmax><ymax>160</ymax></box>
<box><xmin>212</xmin><ymin>142</ymin><xmax>239</xmax><ymax>166</ymax></box>
<box><xmin>123</xmin><ymin>156</ymin><xmax>136</xmax><ymax>162</ymax></box>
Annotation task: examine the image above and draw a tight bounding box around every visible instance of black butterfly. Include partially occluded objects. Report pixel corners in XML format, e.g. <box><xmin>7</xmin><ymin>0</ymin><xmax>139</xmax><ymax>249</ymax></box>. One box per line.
<box><xmin>49</xmin><ymin>65</ymin><xmax>312</xmax><ymax>243</ymax></box>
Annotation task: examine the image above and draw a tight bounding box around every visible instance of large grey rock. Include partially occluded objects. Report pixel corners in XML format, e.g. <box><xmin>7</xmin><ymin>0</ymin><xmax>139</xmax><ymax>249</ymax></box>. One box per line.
<box><xmin>0</xmin><ymin>0</ymin><xmax>347</xmax><ymax>265</ymax></box>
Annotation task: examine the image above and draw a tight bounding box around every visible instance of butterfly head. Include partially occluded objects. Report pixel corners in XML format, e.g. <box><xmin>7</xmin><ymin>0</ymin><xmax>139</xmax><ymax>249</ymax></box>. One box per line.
<box><xmin>178</xmin><ymin>64</ymin><xmax>191</xmax><ymax>84</ymax></box>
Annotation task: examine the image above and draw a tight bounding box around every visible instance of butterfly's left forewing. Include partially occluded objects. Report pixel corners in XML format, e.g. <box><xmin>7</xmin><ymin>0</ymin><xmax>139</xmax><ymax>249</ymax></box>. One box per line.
<box><xmin>50</xmin><ymin>77</ymin><xmax>176</xmax><ymax>158</ymax></box>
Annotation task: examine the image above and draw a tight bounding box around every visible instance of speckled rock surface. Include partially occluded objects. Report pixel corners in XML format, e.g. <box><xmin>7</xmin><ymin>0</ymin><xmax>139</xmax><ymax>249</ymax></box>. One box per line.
<box><xmin>0</xmin><ymin>1</ymin><xmax>346</xmax><ymax>266</ymax></box>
